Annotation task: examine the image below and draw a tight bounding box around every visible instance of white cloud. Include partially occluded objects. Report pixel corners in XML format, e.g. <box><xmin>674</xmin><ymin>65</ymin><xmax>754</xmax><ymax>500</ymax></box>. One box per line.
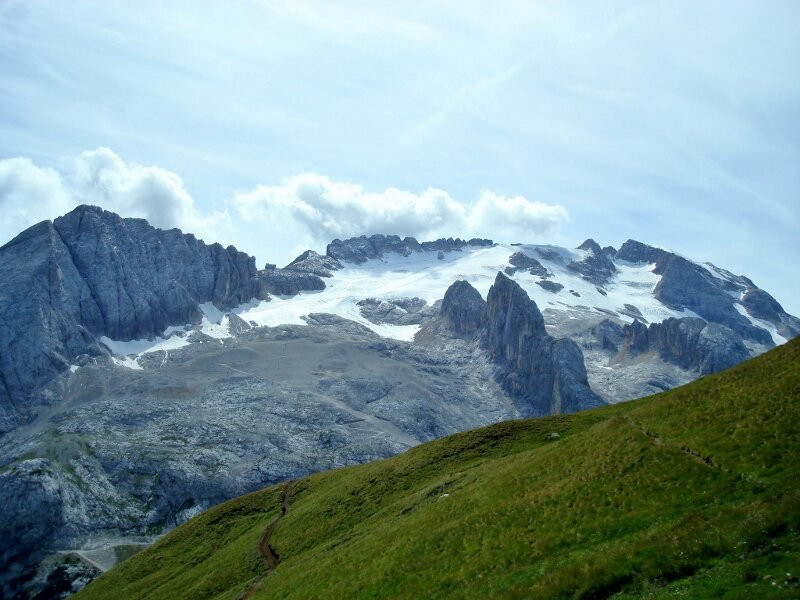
<box><xmin>0</xmin><ymin>148</ymin><xmax>232</xmax><ymax>248</ymax></box>
<box><xmin>0</xmin><ymin>157</ymin><xmax>73</xmax><ymax>243</ymax></box>
<box><xmin>70</xmin><ymin>147</ymin><xmax>231</xmax><ymax>238</ymax></box>
<box><xmin>232</xmin><ymin>173</ymin><xmax>567</xmax><ymax>247</ymax></box>
<box><xmin>1</xmin><ymin>152</ymin><xmax>568</xmax><ymax>266</ymax></box>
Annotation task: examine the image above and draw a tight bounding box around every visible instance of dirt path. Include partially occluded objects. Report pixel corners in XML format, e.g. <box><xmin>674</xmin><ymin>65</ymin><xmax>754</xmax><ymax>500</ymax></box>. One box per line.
<box><xmin>625</xmin><ymin>417</ymin><xmax>717</xmax><ymax>469</ymax></box>
<box><xmin>239</xmin><ymin>482</ymin><xmax>293</xmax><ymax>599</ymax></box>
<box><xmin>258</xmin><ymin>482</ymin><xmax>292</xmax><ymax>569</ymax></box>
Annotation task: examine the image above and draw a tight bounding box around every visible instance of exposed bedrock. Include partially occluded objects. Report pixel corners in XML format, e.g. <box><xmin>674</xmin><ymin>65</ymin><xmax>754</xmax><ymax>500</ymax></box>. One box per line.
<box><xmin>618</xmin><ymin>317</ymin><xmax>750</xmax><ymax>375</ymax></box>
<box><xmin>0</xmin><ymin>205</ymin><xmax>268</xmax><ymax>434</ymax></box>
<box><xmin>566</xmin><ymin>239</ymin><xmax>617</xmax><ymax>286</ymax></box>
<box><xmin>440</xmin><ymin>281</ymin><xmax>487</xmax><ymax>335</ymax></box>
<box><xmin>326</xmin><ymin>234</ymin><xmax>493</xmax><ymax>264</ymax></box>
<box><xmin>439</xmin><ymin>274</ymin><xmax>604</xmax><ymax>416</ymax></box>
<box><xmin>616</xmin><ymin>239</ymin><xmax>774</xmax><ymax>345</ymax></box>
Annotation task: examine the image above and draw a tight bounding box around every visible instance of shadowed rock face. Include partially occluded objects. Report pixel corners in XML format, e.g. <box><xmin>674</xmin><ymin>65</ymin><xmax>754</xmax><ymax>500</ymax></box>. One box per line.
<box><xmin>618</xmin><ymin>317</ymin><xmax>750</xmax><ymax>375</ymax></box>
<box><xmin>536</xmin><ymin>280</ymin><xmax>564</xmax><ymax>293</ymax></box>
<box><xmin>440</xmin><ymin>281</ymin><xmax>486</xmax><ymax>335</ymax></box>
<box><xmin>326</xmin><ymin>234</ymin><xmax>493</xmax><ymax>264</ymax></box>
<box><xmin>0</xmin><ymin>205</ymin><xmax>267</xmax><ymax>434</ymax></box>
<box><xmin>260</xmin><ymin>269</ymin><xmax>326</xmax><ymax>296</ymax></box>
<box><xmin>504</xmin><ymin>252</ymin><xmax>550</xmax><ymax>278</ymax></box>
<box><xmin>616</xmin><ymin>239</ymin><xmax>773</xmax><ymax>345</ymax></box>
<box><xmin>484</xmin><ymin>273</ymin><xmax>604</xmax><ymax>416</ymax></box>
<box><xmin>742</xmin><ymin>288</ymin><xmax>800</xmax><ymax>339</ymax></box>
<box><xmin>566</xmin><ymin>239</ymin><xmax>617</xmax><ymax>285</ymax></box>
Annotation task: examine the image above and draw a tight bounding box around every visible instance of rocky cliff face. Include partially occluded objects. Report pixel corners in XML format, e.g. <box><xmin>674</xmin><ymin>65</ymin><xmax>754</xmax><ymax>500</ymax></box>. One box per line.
<box><xmin>326</xmin><ymin>234</ymin><xmax>493</xmax><ymax>264</ymax></box>
<box><xmin>616</xmin><ymin>240</ymin><xmax>775</xmax><ymax>344</ymax></box>
<box><xmin>440</xmin><ymin>281</ymin><xmax>487</xmax><ymax>335</ymax></box>
<box><xmin>452</xmin><ymin>273</ymin><xmax>604</xmax><ymax>416</ymax></box>
<box><xmin>0</xmin><ymin>205</ymin><xmax>267</xmax><ymax>434</ymax></box>
<box><xmin>567</xmin><ymin>238</ymin><xmax>617</xmax><ymax>285</ymax></box>
<box><xmin>741</xmin><ymin>288</ymin><xmax>800</xmax><ymax>340</ymax></box>
<box><xmin>618</xmin><ymin>317</ymin><xmax>750</xmax><ymax>375</ymax></box>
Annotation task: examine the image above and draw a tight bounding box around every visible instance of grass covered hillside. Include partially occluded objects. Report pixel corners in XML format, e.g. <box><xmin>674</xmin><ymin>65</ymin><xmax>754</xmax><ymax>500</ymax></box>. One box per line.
<box><xmin>77</xmin><ymin>339</ymin><xmax>800</xmax><ymax>599</ymax></box>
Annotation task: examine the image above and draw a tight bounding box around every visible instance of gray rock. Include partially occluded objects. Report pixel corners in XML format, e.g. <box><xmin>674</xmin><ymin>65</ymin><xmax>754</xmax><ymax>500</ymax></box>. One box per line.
<box><xmin>591</xmin><ymin>319</ymin><xmax>626</xmax><ymax>352</ymax></box>
<box><xmin>566</xmin><ymin>239</ymin><xmax>617</xmax><ymax>285</ymax></box>
<box><xmin>259</xmin><ymin>268</ymin><xmax>325</xmax><ymax>296</ymax></box>
<box><xmin>619</xmin><ymin>303</ymin><xmax>646</xmax><ymax>322</ymax></box>
<box><xmin>535</xmin><ymin>248</ymin><xmax>564</xmax><ymax>263</ymax></box>
<box><xmin>0</xmin><ymin>205</ymin><xmax>268</xmax><ymax>434</ymax></box>
<box><xmin>484</xmin><ymin>273</ymin><xmax>604</xmax><ymax>415</ymax></box>
<box><xmin>0</xmin><ymin>320</ymin><xmax>516</xmax><ymax>595</ymax></box>
<box><xmin>742</xmin><ymin>288</ymin><xmax>800</xmax><ymax>339</ymax></box>
<box><xmin>617</xmin><ymin>317</ymin><xmax>750</xmax><ymax>375</ymax></box>
<box><xmin>536</xmin><ymin>280</ymin><xmax>564</xmax><ymax>293</ymax></box>
<box><xmin>616</xmin><ymin>239</ymin><xmax>773</xmax><ymax>345</ymax></box>
<box><xmin>357</xmin><ymin>298</ymin><xmax>437</xmax><ymax>326</ymax></box>
<box><xmin>284</xmin><ymin>250</ymin><xmax>342</xmax><ymax>278</ymax></box>
<box><xmin>505</xmin><ymin>251</ymin><xmax>550</xmax><ymax>278</ymax></box>
<box><xmin>440</xmin><ymin>281</ymin><xmax>486</xmax><ymax>335</ymax></box>
<box><xmin>326</xmin><ymin>234</ymin><xmax>493</xmax><ymax>264</ymax></box>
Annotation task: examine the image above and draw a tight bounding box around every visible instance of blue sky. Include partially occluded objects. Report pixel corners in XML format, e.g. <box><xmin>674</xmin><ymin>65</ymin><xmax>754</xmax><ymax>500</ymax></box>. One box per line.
<box><xmin>1</xmin><ymin>0</ymin><xmax>799</xmax><ymax>313</ymax></box>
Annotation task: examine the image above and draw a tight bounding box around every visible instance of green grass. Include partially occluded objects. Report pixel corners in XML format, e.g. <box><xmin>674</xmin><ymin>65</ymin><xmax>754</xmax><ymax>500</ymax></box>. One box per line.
<box><xmin>77</xmin><ymin>338</ymin><xmax>800</xmax><ymax>599</ymax></box>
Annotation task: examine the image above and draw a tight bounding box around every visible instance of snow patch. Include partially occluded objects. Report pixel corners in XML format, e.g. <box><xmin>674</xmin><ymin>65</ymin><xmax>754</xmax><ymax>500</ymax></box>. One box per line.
<box><xmin>199</xmin><ymin>302</ymin><xmax>232</xmax><ymax>340</ymax></box>
<box><xmin>100</xmin><ymin>335</ymin><xmax>191</xmax><ymax>357</ymax></box>
<box><xmin>111</xmin><ymin>356</ymin><xmax>142</xmax><ymax>370</ymax></box>
<box><xmin>733</xmin><ymin>303</ymin><xmax>786</xmax><ymax>345</ymax></box>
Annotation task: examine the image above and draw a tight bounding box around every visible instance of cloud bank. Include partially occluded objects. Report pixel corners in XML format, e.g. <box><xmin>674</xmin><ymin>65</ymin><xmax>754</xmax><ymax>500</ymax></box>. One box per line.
<box><xmin>232</xmin><ymin>173</ymin><xmax>567</xmax><ymax>243</ymax></box>
<box><xmin>0</xmin><ymin>149</ymin><xmax>567</xmax><ymax>264</ymax></box>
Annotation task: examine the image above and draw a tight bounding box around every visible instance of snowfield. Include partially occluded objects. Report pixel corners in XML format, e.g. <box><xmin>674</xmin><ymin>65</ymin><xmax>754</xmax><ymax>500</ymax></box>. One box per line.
<box><xmin>99</xmin><ymin>242</ymin><xmax>764</xmax><ymax>366</ymax></box>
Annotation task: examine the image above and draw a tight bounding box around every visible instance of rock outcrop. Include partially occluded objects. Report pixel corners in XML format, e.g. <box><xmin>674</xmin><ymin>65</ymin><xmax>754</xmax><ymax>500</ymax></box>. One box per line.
<box><xmin>591</xmin><ymin>319</ymin><xmax>626</xmax><ymax>352</ymax></box>
<box><xmin>536</xmin><ymin>280</ymin><xmax>564</xmax><ymax>293</ymax></box>
<box><xmin>440</xmin><ymin>281</ymin><xmax>486</xmax><ymax>335</ymax></box>
<box><xmin>0</xmin><ymin>205</ymin><xmax>267</xmax><ymax>434</ymax></box>
<box><xmin>741</xmin><ymin>288</ymin><xmax>800</xmax><ymax>340</ymax></box>
<box><xmin>483</xmin><ymin>273</ymin><xmax>604</xmax><ymax>415</ymax></box>
<box><xmin>284</xmin><ymin>250</ymin><xmax>342</xmax><ymax>278</ymax></box>
<box><xmin>504</xmin><ymin>251</ymin><xmax>550</xmax><ymax>278</ymax></box>
<box><xmin>357</xmin><ymin>297</ymin><xmax>437</xmax><ymax>326</ymax></box>
<box><xmin>566</xmin><ymin>239</ymin><xmax>617</xmax><ymax>285</ymax></box>
<box><xmin>326</xmin><ymin>234</ymin><xmax>493</xmax><ymax>264</ymax></box>
<box><xmin>617</xmin><ymin>317</ymin><xmax>750</xmax><ymax>375</ymax></box>
<box><xmin>260</xmin><ymin>268</ymin><xmax>326</xmax><ymax>296</ymax></box>
<box><xmin>616</xmin><ymin>239</ymin><xmax>773</xmax><ymax>345</ymax></box>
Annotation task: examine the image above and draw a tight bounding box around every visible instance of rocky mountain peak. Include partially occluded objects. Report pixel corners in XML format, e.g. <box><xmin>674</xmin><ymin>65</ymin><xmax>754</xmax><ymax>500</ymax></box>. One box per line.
<box><xmin>284</xmin><ymin>250</ymin><xmax>342</xmax><ymax>278</ymax></box>
<box><xmin>567</xmin><ymin>239</ymin><xmax>617</xmax><ymax>285</ymax></box>
<box><xmin>0</xmin><ymin>207</ymin><xmax>268</xmax><ymax>433</ymax></box>
<box><xmin>577</xmin><ymin>238</ymin><xmax>603</xmax><ymax>254</ymax></box>
<box><xmin>485</xmin><ymin>272</ymin><xmax>547</xmax><ymax>362</ymax></box>
<box><xmin>484</xmin><ymin>272</ymin><xmax>603</xmax><ymax>415</ymax></box>
<box><xmin>440</xmin><ymin>280</ymin><xmax>486</xmax><ymax>335</ymax></box>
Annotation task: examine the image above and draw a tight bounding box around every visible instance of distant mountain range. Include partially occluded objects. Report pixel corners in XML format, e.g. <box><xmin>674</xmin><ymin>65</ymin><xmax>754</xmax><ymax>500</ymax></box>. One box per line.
<box><xmin>1</xmin><ymin>204</ymin><xmax>797</xmax><ymax>597</ymax></box>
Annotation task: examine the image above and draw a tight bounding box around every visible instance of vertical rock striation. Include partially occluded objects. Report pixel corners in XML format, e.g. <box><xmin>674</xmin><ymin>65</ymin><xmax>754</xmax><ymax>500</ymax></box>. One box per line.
<box><xmin>0</xmin><ymin>205</ymin><xmax>267</xmax><ymax>433</ymax></box>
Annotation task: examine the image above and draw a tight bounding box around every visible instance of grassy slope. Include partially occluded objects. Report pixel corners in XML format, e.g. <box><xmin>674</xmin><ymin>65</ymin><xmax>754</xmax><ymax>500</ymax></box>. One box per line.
<box><xmin>77</xmin><ymin>339</ymin><xmax>800</xmax><ymax>599</ymax></box>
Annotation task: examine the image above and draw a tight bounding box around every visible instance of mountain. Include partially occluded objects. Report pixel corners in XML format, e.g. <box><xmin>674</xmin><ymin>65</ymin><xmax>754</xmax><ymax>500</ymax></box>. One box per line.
<box><xmin>0</xmin><ymin>206</ymin><xmax>797</xmax><ymax>597</ymax></box>
<box><xmin>74</xmin><ymin>338</ymin><xmax>800</xmax><ymax>599</ymax></box>
<box><xmin>0</xmin><ymin>205</ymin><xmax>266</xmax><ymax>434</ymax></box>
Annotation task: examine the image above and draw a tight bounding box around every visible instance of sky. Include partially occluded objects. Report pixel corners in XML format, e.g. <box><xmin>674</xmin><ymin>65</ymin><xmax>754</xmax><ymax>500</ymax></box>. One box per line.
<box><xmin>1</xmin><ymin>0</ymin><xmax>799</xmax><ymax>313</ymax></box>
